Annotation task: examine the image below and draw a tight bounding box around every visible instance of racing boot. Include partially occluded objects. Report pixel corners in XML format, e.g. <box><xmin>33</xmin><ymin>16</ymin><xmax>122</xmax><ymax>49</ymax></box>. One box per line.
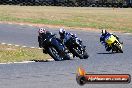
<box><xmin>105</xmin><ymin>46</ymin><xmax>111</xmax><ymax>51</ymax></box>
<box><xmin>43</xmin><ymin>49</ymin><xmax>47</xmax><ymax>54</ymax></box>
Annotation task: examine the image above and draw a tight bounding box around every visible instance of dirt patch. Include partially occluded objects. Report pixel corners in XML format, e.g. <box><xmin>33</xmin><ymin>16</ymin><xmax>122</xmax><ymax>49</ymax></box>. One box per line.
<box><xmin>0</xmin><ymin>21</ymin><xmax>125</xmax><ymax>33</ymax></box>
<box><xmin>0</xmin><ymin>21</ymin><xmax>99</xmax><ymax>31</ymax></box>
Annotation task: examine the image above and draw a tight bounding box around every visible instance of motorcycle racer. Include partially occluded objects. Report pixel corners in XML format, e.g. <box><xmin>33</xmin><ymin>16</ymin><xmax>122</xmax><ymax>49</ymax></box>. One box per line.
<box><xmin>59</xmin><ymin>28</ymin><xmax>88</xmax><ymax>59</ymax></box>
<box><xmin>100</xmin><ymin>29</ymin><xmax>122</xmax><ymax>51</ymax></box>
<box><xmin>59</xmin><ymin>28</ymin><xmax>82</xmax><ymax>44</ymax></box>
<box><xmin>38</xmin><ymin>28</ymin><xmax>53</xmax><ymax>53</ymax></box>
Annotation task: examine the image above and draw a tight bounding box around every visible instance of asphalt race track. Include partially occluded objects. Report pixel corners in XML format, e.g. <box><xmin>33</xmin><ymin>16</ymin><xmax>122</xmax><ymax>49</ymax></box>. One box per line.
<box><xmin>0</xmin><ymin>23</ymin><xmax>132</xmax><ymax>88</ymax></box>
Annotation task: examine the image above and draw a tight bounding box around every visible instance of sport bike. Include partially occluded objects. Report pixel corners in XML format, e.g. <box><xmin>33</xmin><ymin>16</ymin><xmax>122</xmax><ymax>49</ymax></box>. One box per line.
<box><xmin>43</xmin><ymin>34</ymin><xmax>70</xmax><ymax>61</ymax></box>
<box><xmin>65</xmin><ymin>36</ymin><xmax>89</xmax><ymax>59</ymax></box>
<box><xmin>105</xmin><ymin>34</ymin><xmax>123</xmax><ymax>53</ymax></box>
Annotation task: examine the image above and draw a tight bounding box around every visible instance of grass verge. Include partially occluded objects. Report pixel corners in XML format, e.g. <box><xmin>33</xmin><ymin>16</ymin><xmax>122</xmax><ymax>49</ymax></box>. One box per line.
<box><xmin>0</xmin><ymin>44</ymin><xmax>51</xmax><ymax>63</ymax></box>
<box><xmin>0</xmin><ymin>5</ymin><xmax>132</xmax><ymax>32</ymax></box>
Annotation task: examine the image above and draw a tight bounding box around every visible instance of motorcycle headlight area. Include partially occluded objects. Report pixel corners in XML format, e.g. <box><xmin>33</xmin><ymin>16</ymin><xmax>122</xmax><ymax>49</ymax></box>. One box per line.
<box><xmin>75</xmin><ymin>38</ymin><xmax>80</xmax><ymax>45</ymax></box>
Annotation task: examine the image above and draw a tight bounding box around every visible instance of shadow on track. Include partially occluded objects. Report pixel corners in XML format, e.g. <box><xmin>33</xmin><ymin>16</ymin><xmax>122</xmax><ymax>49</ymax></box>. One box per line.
<box><xmin>97</xmin><ymin>52</ymin><xmax>115</xmax><ymax>54</ymax></box>
<box><xmin>31</xmin><ymin>59</ymin><xmax>54</xmax><ymax>62</ymax></box>
<box><xmin>30</xmin><ymin>59</ymin><xmax>76</xmax><ymax>62</ymax></box>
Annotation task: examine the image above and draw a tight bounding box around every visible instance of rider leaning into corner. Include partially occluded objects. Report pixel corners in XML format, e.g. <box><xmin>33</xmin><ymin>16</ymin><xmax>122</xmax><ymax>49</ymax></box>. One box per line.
<box><xmin>100</xmin><ymin>29</ymin><xmax>123</xmax><ymax>51</ymax></box>
<box><xmin>59</xmin><ymin>28</ymin><xmax>88</xmax><ymax>58</ymax></box>
<box><xmin>59</xmin><ymin>28</ymin><xmax>83</xmax><ymax>45</ymax></box>
<box><xmin>38</xmin><ymin>28</ymin><xmax>53</xmax><ymax>53</ymax></box>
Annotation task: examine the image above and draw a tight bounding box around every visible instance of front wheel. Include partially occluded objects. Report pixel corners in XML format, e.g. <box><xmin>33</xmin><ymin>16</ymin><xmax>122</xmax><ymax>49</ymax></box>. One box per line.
<box><xmin>83</xmin><ymin>51</ymin><xmax>89</xmax><ymax>59</ymax></box>
<box><xmin>114</xmin><ymin>44</ymin><xmax>123</xmax><ymax>53</ymax></box>
<box><xmin>72</xmin><ymin>48</ymin><xmax>83</xmax><ymax>59</ymax></box>
<box><xmin>47</xmin><ymin>47</ymin><xmax>63</xmax><ymax>61</ymax></box>
<box><xmin>63</xmin><ymin>54</ymin><xmax>70</xmax><ymax>60</ymax></box>
<box><xmin>72</xmin><ymin>47</ymin><xmax>89</xmax><ymax>59</ymax></box>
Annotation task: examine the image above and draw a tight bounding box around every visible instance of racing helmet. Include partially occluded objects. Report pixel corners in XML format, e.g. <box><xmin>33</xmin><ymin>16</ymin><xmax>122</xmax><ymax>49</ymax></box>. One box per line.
<box><xmin>59</xmin><ymin>28</ymin><xmax>66</xmax><ymax>36</ymax></box>
<box><xmin>38</xmin><ymin>28</ymin><xmax>46</xmax><ymax>34</ymax></box>
<box><xmin>102</xmin><ymin>29</ymin><xmax>107</xmax><ymax>35</ymax></box>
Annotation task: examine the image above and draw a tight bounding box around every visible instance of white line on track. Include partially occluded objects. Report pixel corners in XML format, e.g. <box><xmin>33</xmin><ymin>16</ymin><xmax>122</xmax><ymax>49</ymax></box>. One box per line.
<box><xmin>0</xmin><ymin>59</ymin><xmax>54</xmax><ymax>64</ymax></box>
<box><xmin>0</xmin><ymin>42</ymin><xmax>39</xmax><ymax>49</ymax></box>
<box><xmin>22</xmin><ymin>46</ymin><xmax>27</xmax><ymax>48</ymax></box>
<box><xmin>20</xmin><ymin>24</ymin><xmax>24</xmax><ymax>26</ymax></box>
<box><xmin>38</xmin><ymin>48</ymin><xmax>43</xmax><ymax>49</ymax></box>
<box><xmin>0</xmin><ymin>61</ymin><xmax>35</xmax><ymax>64</ymax></box>
<box><xmin>124</xmin><ymin>33</ymin><xmax>132</xmax><ymax>35</ymax></box>
<box><xmin>15</xmin><ymin>45</ymin><xmax>20</xmax><ymax>47</ymax></box>
<box><xmin>8</xmin><ymin>23</ymin><xmax>13</xmax><ymax>25</ymax></box>
<box><xmin>29</xmin><ymin>25</ymin><xmax>33</xmax><ymax>27</ymax></box>
<box><xmin>14</xmin><ymin>61</ymin><xmax>36</xmax><ymax>63</ymax></box>
<box><xmin>1</xmin><ymin>43</ymin><xmax>6</xmax><ymax>45</ymax></box>
<box><xmin>30</xmin><ymin>47</ymin><xmax>35</xmax><ymax>48</ymax></box>
<box><xmin>7</xmin><ymin>44</ymin><xmax>12</xmax><ymax>46</ymax></box>
<box><xmin>46</xmin><ymin>59</ymin><xmax>54</xmax><ymax>61</ymax></box>
<box><xmin>0</xmin><ymin>42</ymin><xmax>55</xmax><ymax>64</ymax></box>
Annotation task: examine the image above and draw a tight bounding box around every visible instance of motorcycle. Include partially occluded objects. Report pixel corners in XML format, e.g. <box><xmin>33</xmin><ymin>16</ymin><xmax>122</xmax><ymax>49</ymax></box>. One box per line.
<box><xmin>42</xmin><ymin>34</ymin><xmax>70</xmax><ymax>61</ymax></box>
<box><xmin>64</xmin><ymin>35</ymin><xmax>89</xmax><ymax>59</ymax></box>
<box><xmin>105</xmin><ymin>34</ymin><xmax>123</xmax><ymax>53</ymax></box>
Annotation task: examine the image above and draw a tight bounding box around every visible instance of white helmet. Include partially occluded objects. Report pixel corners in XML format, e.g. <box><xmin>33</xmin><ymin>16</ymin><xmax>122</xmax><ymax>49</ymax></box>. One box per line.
<box><xmin>59</xmin><ymin>28</ymin><xmax>66</xmax><ymax>36</ymax></box>
<box><xmin>38</xmin><ymin>28</ymin><xmax>46</xmax><ymax>33</ymax></box>
<box><xmin>102</xmin><ymin>29</ymin><xmax>107</xmax><ymax>35</ymax></box>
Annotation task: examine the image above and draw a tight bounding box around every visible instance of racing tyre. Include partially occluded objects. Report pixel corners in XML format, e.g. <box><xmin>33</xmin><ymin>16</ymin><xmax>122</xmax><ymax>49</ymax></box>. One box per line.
<box><xmin>72</xmin><ymin>48</ymin><xmax>84</xmax><ymax>59</ymax></box>
<box><xmin>83</xmin><ymin>52</ymin><xmax>89</xmax><ymax>59</ymax></box>
<box><xmin>114</xmin><ymin>44</ymin><xmax>123</xmax><ymax>53</ymax></box>
<box><xmin>47</xmin><ymin>47</ymin><xmax>63</xmax><ymax>61</ymax></box>
<box><xmin>63</xmin><ymin>54</ymin><xmax>70</xmax><ymax>60</ymax></box>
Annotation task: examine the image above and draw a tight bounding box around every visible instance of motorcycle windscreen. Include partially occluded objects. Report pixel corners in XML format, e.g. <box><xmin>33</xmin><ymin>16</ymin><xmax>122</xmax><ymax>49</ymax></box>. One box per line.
<box><xmin>64</xmin><ymin>34</ymin><xmax>72</xmax><ymax>44</ymax></box>
<box><xmin>105</xmin><ymin>34</ymin><xmax>117</xmax><ymax>44</ymax></box>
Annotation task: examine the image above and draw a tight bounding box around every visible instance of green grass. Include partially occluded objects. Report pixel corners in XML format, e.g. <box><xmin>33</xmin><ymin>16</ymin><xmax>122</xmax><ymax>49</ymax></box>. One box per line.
<box><xmin>0</xmin><ymin>5</ymin><xmax>132</xmax><ymax>32</ymax></box>
<box><xmin>0</xmin><ymin>44</ymin><xmax>51</xmax><ymax>63</ymax></box>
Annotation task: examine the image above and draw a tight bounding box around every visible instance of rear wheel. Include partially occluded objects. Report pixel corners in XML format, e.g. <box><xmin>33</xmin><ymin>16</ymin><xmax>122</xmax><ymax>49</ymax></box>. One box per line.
<box><xmin>47</xmin><ymin>47</ymin><xmax>63</xmax><ymax>61</ymax></box>
<box><xmin>72</xmin><ymin>48</ymin><xmax>84</xmax><ymax>59</ymax></box>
